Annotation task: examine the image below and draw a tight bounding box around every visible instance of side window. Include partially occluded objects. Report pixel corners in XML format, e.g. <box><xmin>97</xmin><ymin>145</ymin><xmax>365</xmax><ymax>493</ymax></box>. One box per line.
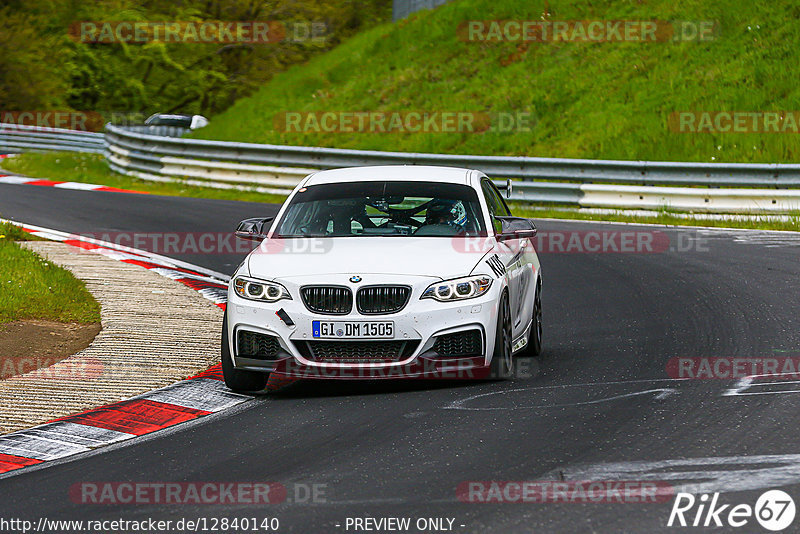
<box><xmin>481</xmin><ymin>179</ymin><xmax>504</xmax><ymax>234</ymax></box>
<box><xmin>487</xmin><ymin>181</ymin><xmax>511</xmax><ymax>216</ymax></box>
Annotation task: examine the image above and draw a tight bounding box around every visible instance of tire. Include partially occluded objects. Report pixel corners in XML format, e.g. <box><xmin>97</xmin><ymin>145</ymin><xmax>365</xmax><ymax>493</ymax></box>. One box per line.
<box><xmin>522</xmin><ymin>278</ymin><xmax>543</xmax><ymax>357</ymax></box>
<box><xmin>221</xmin><ymin>314</ymin><xmax>268</xmax><ymax>392</ymax></box>
<box><xmin>490</xmin><ymin>291</ymin><xmax>514</xmax><ymax>379</ymax></box>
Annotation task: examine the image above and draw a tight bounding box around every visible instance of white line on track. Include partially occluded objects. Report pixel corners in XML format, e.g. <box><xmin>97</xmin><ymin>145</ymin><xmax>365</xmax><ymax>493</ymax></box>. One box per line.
<box><xmin>549</xmin><ymin>453</ymin><xmax>800</xmax><ymax>495</ymax></box>
<box><xmin>723</xmin><ymin>373</ymin><xmax>800</xmax><ymax>396</ymax></box>
<box><xmin>443</xmin><ymin>378</ymin><xmax>687</xmax><ymax>411</ymax></box>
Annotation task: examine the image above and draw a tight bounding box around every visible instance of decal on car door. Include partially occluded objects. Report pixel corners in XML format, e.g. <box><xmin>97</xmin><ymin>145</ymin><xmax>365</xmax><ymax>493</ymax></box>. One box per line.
<box><xmin>486</xmin><ymin>254</ymin><xmax>506</xmax><ymax>278</ymax></box>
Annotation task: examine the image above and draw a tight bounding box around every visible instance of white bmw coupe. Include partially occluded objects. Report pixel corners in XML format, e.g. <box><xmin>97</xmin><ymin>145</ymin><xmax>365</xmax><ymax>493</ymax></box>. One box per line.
<box><xmin>223</xmin><ymin>165</ymin><xmax>542</xmax><ymax>391</ymax></box>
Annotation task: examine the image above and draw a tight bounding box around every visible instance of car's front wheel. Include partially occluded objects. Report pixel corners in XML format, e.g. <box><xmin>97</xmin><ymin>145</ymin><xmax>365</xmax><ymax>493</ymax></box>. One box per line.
<box><xmin>221</xmin><ymin>315</ymin><xmax>268</xmax><ymax>392</ymax></box>
<box><xmin>490</xmin><ymin>291</ymin><xmax>514</xmax><ymax>379</ymax></box>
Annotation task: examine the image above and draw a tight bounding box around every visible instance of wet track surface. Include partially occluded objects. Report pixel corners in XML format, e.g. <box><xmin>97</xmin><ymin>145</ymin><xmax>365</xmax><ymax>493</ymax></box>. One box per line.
<box><xmin>2</xmin><ymin>184</ymin><xmax>800</xmax><ymax>532</ymax></box>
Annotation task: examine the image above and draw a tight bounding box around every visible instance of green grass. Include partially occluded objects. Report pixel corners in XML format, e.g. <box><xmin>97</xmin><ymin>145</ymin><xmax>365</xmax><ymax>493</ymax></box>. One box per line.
<box><xmin>0</xmin><ymin>221</ymin><xmax>42</xmax><ymax>242</ymax></box>
<box><xmin>192</xmin><ymin>0</ymin><xmax>800</xmax><ymax>164</ymax></box>
<box><xmin>7</xmin><ymin>0</ymin><xmax>800</xmax><ymax>230</ymax></box>
<box><xmin>0</xmin><ymin>153</ymin><xmax>289</xmax><ymax>205</ymax></box>
<box><xmin>0</xmin><ymin>223</ymin><xmax>101</xmax><ymax>324</ymax></box>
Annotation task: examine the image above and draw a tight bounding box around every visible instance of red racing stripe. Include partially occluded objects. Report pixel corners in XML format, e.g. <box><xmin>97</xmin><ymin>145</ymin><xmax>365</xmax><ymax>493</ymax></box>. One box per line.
<box><xmin>120</xmin><ymin>258</ymin><xmax>207</xmax><ymax>278</ymax></box>
<box><xmin>57</xmin><ymin>399</ymin><xmax>211</xmax><ymax>436</ymax></box>
<box><xmin>25</xmin><ymin>179</ymin><xmax>66</xmax><ymax>186</ymax></box>
<box><xmin>188</xmin><ymin>364</ymin><xmax>224</xmax><ymax>381</ymax></box>
<box><xmin>94</xmin><ymin>186</ymin><xmax>148</xmax><ymax>194</ymax></box>
<box><xmin>175</xmin><ymin>277</ymin><xmax>227</xmax><ymax>291</ymax></box>
<box><xmin>188</xmin><ymin>364</ymin><xmax>297</xmax><ymax>390</ymax></box>
<box><xmin>0</xmin><ymin>453</ymin><xmax>42</xmax><ymax>474</ymax></box>
<box><xmin>63</xmin><ymin>239</ymin><xmax>104</xmax><ymax>251</ymax></box>
<box><xmin>121</xmin><ymin>258</ymin><xmax>166</xmax><ymax>270</ymax></box>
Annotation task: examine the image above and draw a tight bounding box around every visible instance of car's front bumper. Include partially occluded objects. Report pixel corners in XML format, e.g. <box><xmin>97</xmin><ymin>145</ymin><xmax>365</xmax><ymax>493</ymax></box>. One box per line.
<box><xmin>226</xmin><ymin>276</ymin><xmax>501</xmax><ymax>380</ymax></box>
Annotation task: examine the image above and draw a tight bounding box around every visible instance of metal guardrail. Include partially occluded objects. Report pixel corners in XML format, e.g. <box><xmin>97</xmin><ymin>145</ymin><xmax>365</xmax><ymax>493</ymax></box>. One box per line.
<box><xmin>0</xmin><ymin>123</ymin><xmax>187</xmax><ymax>155</ymax></box>
<box><xmin>101</xmin><ymin>124</ymin><xmax>800</xmax><ymax>212</ymax></box>
<box><xmin>0</xmin><ymin>123</ymin><xmax>105</xmax><ymax>154</ymax></box>
<box><xmin>105</xmin><ymin>124</ymin><xmax>800</xmax><ymax>188</ymax></box>
<box><xmin>4</xmin><ymin>121</ymin><xmax>800</xmax><ymax>213</ymax></box>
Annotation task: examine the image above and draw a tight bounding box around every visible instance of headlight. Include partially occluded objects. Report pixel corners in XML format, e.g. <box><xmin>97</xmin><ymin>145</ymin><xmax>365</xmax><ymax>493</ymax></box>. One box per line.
<box><xmin>232</xmin><ymin>276</ymin><xmax>291</xmax><ymax>303</ymax></box>
<box><xmin>421</xmin><ymin>276</ymin><xmax>492</xmax><ymax>302</ymax></box>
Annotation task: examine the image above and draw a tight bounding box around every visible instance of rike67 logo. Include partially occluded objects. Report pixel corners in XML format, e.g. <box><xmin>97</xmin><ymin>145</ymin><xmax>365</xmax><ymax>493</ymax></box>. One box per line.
<box><xmin>668</xmin><ymin>490</ymin><xmax>796</xmax><ymax>531</ymax></box>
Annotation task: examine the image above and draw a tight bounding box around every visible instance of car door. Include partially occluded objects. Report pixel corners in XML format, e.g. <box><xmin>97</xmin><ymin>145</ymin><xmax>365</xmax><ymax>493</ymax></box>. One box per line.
<box><xmin>480</xmin><ymin>178</ymin><xmax>530</xmax><ymax>338</ymax></box>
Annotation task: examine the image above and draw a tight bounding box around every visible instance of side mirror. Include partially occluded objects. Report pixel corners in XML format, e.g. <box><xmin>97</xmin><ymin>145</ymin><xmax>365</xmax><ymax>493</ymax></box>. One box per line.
<box><xmin>495</xmin><ymin>178</ymin><xmax>514</xmax><ymax>199</ymax></box>
<box><xmin>235</xmin><ymin>217</ymin><xmax>274</xmax><ymax>241</ymax></box>
<box><xmin>496</xmin><ymin>216</ymin><xmax>537</xmax><ymax>241</ymax></box>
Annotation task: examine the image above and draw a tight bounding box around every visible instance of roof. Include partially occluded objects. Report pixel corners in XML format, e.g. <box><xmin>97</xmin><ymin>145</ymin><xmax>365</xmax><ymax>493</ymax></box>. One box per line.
<box><xmin>303</xmin><ymin>165</ymin><xmax>473</xmax><ymax>186</ymax></box>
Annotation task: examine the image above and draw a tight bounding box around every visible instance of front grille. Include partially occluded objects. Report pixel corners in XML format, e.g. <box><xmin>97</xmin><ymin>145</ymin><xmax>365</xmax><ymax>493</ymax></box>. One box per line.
<box><xmin>356</xmin><ymin>285</ymin><xmax>411</xmax><ymax>315</ymax></box>
<box><xmin>237</xmin><ymin>330</ymin><xmax>281</xmax><ymax>360</ymax></box>
<box><xmin>433</xmin><ymin>329</ymin><xmax>483</xmax><ymax>358</ymax></box>
<box><xmin>303</xmin><ymin>340</ymin><xmax>417</xmax><ymax>363</ymax></box>
<box><xmin>301</xmin><ymin>286</ymin><xmax>352</xmax><ymax>315</ymax></box>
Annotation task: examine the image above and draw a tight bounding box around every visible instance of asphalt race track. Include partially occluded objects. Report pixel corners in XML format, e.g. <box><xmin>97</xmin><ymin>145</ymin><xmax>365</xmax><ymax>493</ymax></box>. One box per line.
<box><xmin>0</xmin><ymin>184</ymin><xmax>280</xmax><ymax>274</ymax></box>
<box><xmin>2</xmin><ymin>184</ymin><xmax>800</xmax><ymax>533</ymax></box>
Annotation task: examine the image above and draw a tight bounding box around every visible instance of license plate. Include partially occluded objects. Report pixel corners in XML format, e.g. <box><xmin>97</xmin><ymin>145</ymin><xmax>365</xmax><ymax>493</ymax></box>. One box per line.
<box><xmin>312</xmin><ymin>321</ymin><xmax>394</xmax><ymax>339</ymax></box>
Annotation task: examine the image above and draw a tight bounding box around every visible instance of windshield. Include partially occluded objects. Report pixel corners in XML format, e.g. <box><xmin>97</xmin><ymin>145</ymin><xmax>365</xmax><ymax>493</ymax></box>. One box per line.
<box><xmin>275</xmin><ymin>181</ymin><xmax>487</xmax><ymax>237</ymax></box>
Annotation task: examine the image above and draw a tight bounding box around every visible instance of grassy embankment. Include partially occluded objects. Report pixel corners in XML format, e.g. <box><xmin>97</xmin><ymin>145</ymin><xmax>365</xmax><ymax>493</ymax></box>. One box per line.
<box><xmin>0</xmin><ymin>222</ymin><xmax>100</xmax><ymax>324</ymax></box>
<box><xmin>5</xmin><ymin>0</ymin><xmax>800</xmax><ymax>230</ymax></box>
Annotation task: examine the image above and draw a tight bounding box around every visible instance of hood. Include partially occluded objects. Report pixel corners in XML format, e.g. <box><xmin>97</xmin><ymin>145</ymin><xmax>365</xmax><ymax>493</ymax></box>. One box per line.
<box><xmin>246</xmin><ymin>237</ymin><xmax>489</xmax><ymax>281</ymax></box>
